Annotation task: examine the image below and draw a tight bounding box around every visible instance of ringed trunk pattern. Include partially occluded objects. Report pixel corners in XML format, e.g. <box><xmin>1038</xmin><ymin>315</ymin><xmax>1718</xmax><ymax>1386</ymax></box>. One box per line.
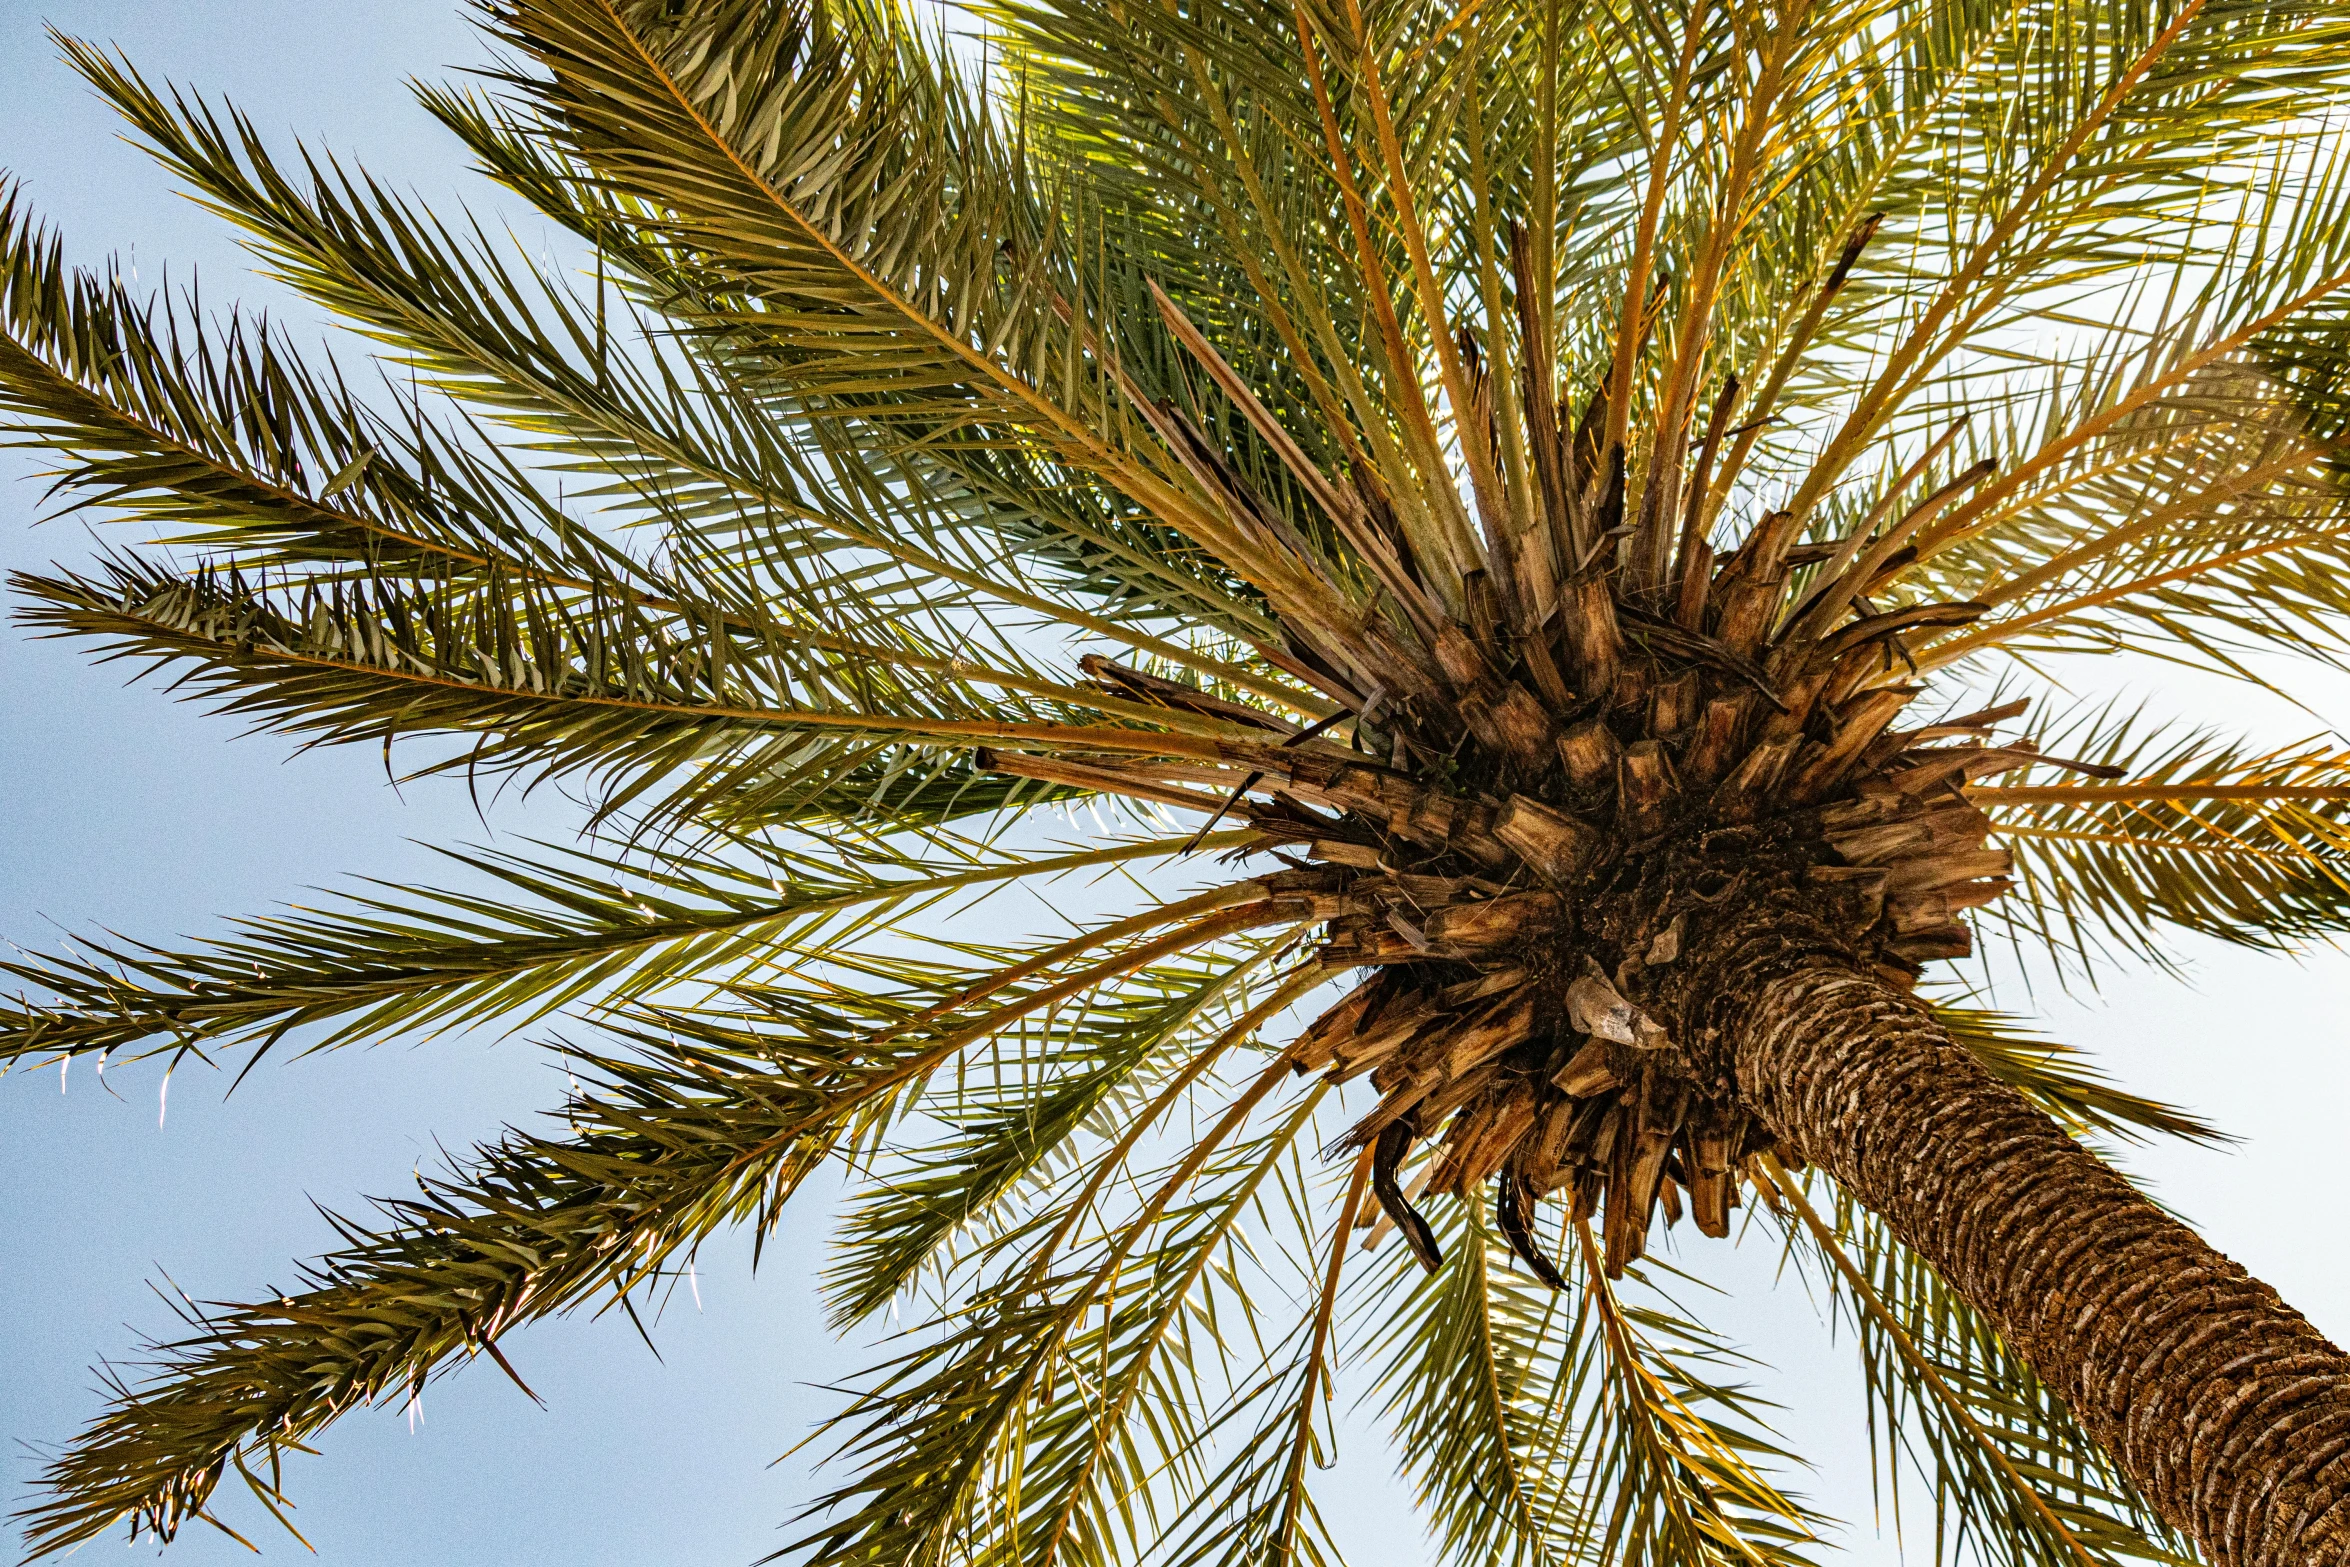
<box><xmin>967</xmin><ymin>255</ymin><xmax>2350</xmax><ymax>1557</ymax></box>
<box><xmin>1707</xmin><ymin>922</ymin><xmax>2350</xmax><ymax>1567</ymax></box>
<box><xmin>15</xmin><ymin>3</ymin><xmax>2350</xmax><ymax>1559</ymax></box>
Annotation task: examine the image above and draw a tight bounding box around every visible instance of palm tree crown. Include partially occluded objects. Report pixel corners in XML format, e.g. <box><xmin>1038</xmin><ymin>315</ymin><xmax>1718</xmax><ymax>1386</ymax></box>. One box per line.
<box><xmin>7</xmin><ymin>0</ymin><xmax>2350</xmax><ymax>1562</ymax></box>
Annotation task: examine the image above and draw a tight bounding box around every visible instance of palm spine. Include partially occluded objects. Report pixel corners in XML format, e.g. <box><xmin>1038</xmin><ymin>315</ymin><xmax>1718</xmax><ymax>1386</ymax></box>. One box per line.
<box><xmin>7</xmin><ymin>0</ymin><xmax>2350</xmax><ymax>1561</ymax></box>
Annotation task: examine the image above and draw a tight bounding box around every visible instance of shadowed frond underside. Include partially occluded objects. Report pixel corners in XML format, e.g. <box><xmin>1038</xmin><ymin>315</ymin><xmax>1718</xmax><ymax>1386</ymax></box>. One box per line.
<box><xmin>7</xmin><ymin>0</ymin><xmax>2350</xmax><ymax>1562</ymax></box>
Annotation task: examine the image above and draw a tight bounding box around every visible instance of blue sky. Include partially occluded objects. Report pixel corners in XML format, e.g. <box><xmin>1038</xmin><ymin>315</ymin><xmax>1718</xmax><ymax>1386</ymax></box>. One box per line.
<box><xmin>5</xmin><ymin>5</ymin><xmax>2349</xmax><ymax>1563</ymax></box>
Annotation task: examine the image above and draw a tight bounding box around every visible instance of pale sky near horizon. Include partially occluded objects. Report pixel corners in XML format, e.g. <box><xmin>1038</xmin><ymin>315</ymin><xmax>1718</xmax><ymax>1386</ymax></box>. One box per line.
<box><xmin>5</xmin><ymin>6</ymin><xmax>2350</xmax><ymax>1564</ymax></box>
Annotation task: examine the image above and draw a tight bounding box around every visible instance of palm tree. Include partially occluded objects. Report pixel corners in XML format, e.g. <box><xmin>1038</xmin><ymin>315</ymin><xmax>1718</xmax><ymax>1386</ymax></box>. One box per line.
<box><xmin>7</xmin><ymin>0</ymin><xmax>2350</xmax><ymax>1560</ymax></box>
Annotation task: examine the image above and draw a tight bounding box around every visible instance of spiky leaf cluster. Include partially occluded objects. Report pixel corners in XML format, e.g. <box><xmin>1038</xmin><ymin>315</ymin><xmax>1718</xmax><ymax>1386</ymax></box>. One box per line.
<box><xmin>4</xmin><ymin>0</ymin><xmax>2349</xmax><ymax>1562</ymax></box>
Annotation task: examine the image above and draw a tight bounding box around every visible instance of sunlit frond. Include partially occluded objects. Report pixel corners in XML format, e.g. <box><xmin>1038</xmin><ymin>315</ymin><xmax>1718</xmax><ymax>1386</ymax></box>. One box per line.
<box><xmin>16</xmin><ymin>1016</ymin><xmax>857</xmax><ymax>1558</ymax></box>
<box><xmin>0</xmin><ymin>827</ymin><xmax>1258</xmax><ymax>1070</ymax></box>
<box><xmin>1968</xmin><ymin>704</ymin><xmax>2350</xmax><ymax>965</ymax></box>
<box><xmin>795</xmin><ymin>1061</ymin><xmax>1329</xmax><ymax>1567</ymax></box>
<box><xmin>13</xmin><ymin>0</ymin><xmax>2350</xmax><ymax>1557</ymax></box>
<box><xmin>1932</xmin><ymin>1002</ymin><xmax>2227</xmax><ymax>1149</ymax></box>
<box><xmin>1366</xmin><ymin>1193</ymin><xmax>1825</xmax><ymax>1567</ymax></box>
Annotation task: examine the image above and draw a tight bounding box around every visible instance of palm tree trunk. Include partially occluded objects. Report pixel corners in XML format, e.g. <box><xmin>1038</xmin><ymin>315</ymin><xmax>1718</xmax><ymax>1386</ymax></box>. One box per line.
<box><xmin>1727</xmin><ymin>955</ymin><xmax>2350</xmax><ymax>1566</ymax></box>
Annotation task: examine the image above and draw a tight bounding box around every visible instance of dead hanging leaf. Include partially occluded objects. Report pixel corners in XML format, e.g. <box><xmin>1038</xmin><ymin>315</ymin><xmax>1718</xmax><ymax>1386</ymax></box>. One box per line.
<box><xmin>1566</xmin><ymin>965</ymin><xmax>1644</xmax><ymax>1045</ymax></box>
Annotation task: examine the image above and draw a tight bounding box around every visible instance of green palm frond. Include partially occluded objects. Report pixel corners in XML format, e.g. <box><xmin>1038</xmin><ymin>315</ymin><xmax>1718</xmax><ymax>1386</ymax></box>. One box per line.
<box><xmin>16</xmin><ymin>0</ymin><xmax>2350</xmax><ymax>1558</ymax></box>
<box><xmin>0</xmin><ymin>826</ymin><xmax>1256</xmax><ymax>1069</ymax></box>
<box><xmin>0</xmin><ymin>185</ymin><xmax>1274</xmax><ymax>827</ymax></box>
<box><xmin>12</xmin><ymin>547</ymin><xmax>1132</xmax><ymax>832</ymax></box>
<box><xmin>86</xmin><ymin>43</ymin><xmax>1282</xmax><ymax>653</ymax></box>
<box><xmin>1148</xmin><ymin>1144</ymin><xmax>1373</xmax><ymax>1567</ymax></box>
<box><xmin>14</xmin><ymin>1013</ymin><xmax>857</xmax><ymax>1559</ymax></box>
<box><xmin>795</xmin><ymin>1066</ymin><xmax>1329</xmax><ymax>1567</ymax></box>
<box><xmin>16</xmin><ymin>902</ymin><xmax>1325</xmax><ymax>1561</ymax></box>
<box><xmin>1932</xmin><ymin>1003</ymin><xmax>2227</xmax><ymax>1149</ymax></box>
<box><xmin>1559</xmin><ymin>1239</ymin><xmax>1824</xmax><ymax>1567</ymax></box>
<box><xmin>1368</xmin><ymin>1193</ymin><xmax>1596</xmax><ymax>1567</ymax></box>
<box><xmin>4</xmin><ymin>72</ymin><xmax>1310</xmax><ymax>726</ymax></box>
<box><xmin>1367</xmin><ymin>1195</ymin><xmax>1824</xmax><ymax>1567</ymax></box>
<box><xmin>0</xmin><ymin>185</ymin><xmax>610</xmax><ymax>592</ymax></box>
<box><xmin>821</xmin><ymin>935</ymin><xmax>1314</xmax><ymax>1325</ymax></box>
<box><xmin>1970</xmin><ymin>703</ymin><xmax>2350</xmax><ymax>965</ymax></box>
<box><xmin>412</xmin><ymin>77</ymin><xmax>1318</xmax><ymax>652</ymax></box>
<box><xmin>1912</xmin><ymin>359</ymin><xmax>2350</xmax><ymax>681</ymax></box>
<box><xmin>467</xmin><ymin>0</ymin><xmax>1366</xmax><ymax>647</ymax></box>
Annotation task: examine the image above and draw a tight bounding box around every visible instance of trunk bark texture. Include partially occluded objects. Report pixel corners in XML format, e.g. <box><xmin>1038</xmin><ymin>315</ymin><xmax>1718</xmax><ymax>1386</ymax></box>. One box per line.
<box><xmin>1727</xmin><ymin>954</ymin><xmax>2350</xmax><ymax>1566</ymax></box>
